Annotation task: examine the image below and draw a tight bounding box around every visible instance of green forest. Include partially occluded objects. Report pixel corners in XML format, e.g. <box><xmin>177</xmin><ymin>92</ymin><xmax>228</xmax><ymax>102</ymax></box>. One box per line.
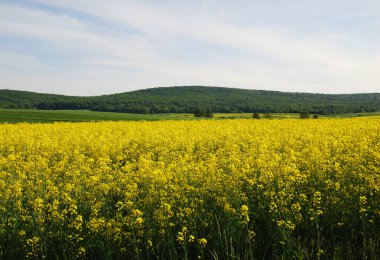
<box><xmin>1</xmin><ymin>86</ymin><xmax>379</xmax><ymax>114</ymax></box>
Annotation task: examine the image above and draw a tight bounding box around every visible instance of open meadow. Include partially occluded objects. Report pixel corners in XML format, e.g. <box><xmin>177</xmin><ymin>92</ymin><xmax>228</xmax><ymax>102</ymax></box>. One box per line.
<box><xmin>0</xmin><ymin>109</ymin><xmax>180</xmax><ymax>123</ymax></box>
<box><xmin>0</xmin><ymin>118</ymin><xmax>379</xmax><ymax>259</ymax></box>
<box><xmin>1</xmin><ymin>109</ymin><xmax>380</xmax><ymax>123</ymax></box>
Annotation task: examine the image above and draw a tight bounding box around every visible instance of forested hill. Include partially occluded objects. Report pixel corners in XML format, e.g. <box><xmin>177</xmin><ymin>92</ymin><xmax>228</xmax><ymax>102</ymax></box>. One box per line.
<box><xmin>1</xmin><ymin>86</ymin><xmax>379</xmax><ymax>114</ymax></box>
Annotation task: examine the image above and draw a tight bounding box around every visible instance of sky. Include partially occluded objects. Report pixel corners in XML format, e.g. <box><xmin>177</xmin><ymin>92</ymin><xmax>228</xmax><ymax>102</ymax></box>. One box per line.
<box><xmin>1</xmin><ymin>0</ymin><xmax>380</xmax><ymax>96</ymax></box>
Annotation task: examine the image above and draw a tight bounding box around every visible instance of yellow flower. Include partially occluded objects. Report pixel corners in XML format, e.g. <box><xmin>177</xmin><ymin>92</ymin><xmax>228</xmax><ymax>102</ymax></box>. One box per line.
<box><xmin>198</xmin><ymin>238</ymin><xmax>207</xmax><ymax>247</ymax></box>
<box><xmin>176</xmin><ymin>232</ymin><xmax>184</xmax><ymax>244</ymax></box>
<box><xmin>135</xmin><ymin>217</ymin><xmax>144</xmax><ymax>225</ymax></box>
<box><xmin>0</xmin><ymin>117</ymin><xmax>378</xmax><ymax>258</ymax></box>
<box><xmin>18</xmin><ymin>230</ymin><xmax>26</xmax><ymax>237</ymax></box>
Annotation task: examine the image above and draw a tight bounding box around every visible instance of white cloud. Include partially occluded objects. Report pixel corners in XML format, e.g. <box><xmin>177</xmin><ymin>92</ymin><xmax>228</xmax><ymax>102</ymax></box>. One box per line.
<box><xmin>0</xmin><ymin>1</ymin><xmax>379</xmax><ymax>94</ymax></box>
<box><xmin>0</xmin><ymin>51</ymin><xmax>46</xmax><ymax>68</ymax></box>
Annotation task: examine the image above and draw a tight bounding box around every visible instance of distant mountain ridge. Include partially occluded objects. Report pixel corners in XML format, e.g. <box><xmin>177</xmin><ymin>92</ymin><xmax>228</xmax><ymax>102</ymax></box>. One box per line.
<box><xmin>0</xmin><ymin>86</ymin><xmax>379</xmax><ymax>114</ymax></box>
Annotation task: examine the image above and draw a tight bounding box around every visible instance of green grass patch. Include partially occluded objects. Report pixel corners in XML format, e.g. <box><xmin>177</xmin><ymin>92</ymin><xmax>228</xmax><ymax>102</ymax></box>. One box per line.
<box><xmin>0</xmin><ymin>109</ymin><xmax>379</xmax><ymax>123</ymax></box>
<box><xmin>0</xmin><ymin>109</ymin><xmax>185</xmax><ymax>123</ymax></box>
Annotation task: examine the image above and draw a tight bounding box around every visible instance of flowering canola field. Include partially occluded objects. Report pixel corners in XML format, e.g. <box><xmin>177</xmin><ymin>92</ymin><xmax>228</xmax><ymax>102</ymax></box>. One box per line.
<box><xmin>0</xmin><ymin>119</ymin><xmax>379</xmax><ymax>259</ymax></box>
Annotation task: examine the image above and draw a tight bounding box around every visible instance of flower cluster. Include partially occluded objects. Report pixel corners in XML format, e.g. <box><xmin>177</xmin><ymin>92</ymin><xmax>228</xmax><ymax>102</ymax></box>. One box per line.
<box><xmin>0</xmin><ymin>118</ymin><xmax>379</xmax><ymax>259</ymax></box>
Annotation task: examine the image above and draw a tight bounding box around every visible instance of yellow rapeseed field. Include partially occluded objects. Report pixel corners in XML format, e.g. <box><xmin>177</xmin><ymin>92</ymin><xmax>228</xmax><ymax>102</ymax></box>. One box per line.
<box><xmin>0</xmin><ymin>118</ymin><xmax>379</xmax><ymax>259</ymax></box>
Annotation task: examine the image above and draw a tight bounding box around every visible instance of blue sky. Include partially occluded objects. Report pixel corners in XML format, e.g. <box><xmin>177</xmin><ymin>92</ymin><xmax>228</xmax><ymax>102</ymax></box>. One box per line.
<box><xmin>1</xmin><ymin>0</ymin><xmax>379</xmax><ymax>95</ymax></box>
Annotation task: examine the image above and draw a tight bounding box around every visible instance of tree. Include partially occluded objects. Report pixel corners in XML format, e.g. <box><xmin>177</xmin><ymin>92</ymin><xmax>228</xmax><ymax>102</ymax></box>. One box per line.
<box><xmin>252</xmin><ymin>112</ymin><xmax>260</xmax><ymax>119</ymax></box>
<box><xmin>194</xmin><ymin>108</ymin><xmax>203</xmax><ymax>117</ymax></box>
<box><xmin>205</xmin><ymin>109</ymin><xmax>214</xmax><ymax>118</ymax></box>
<box><xmin>300</xmin><ymin>111</ymin><xmax>310</xmax><ymax>119</ymax></box>
<box><xmin>263</xmin><ymin>113</ymin><xmax>272</xmax><ymax>119</ymax></box>
<box><xmin>313</xmin><ymin>114</ymin><xmax>319</xmax><ymax>119</ymax></box>
<box><xmin>194</xmin><ymin>107</ymin><xmax>213</xmax><ymax>118</ymax></box>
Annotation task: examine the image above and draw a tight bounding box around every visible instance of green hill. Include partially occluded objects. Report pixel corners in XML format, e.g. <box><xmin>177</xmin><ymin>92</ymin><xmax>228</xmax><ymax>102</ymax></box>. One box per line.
<box><xmin>0</xmin><ymin>86</ymin><xmax>379</xmax><ymax>114</ymax></box>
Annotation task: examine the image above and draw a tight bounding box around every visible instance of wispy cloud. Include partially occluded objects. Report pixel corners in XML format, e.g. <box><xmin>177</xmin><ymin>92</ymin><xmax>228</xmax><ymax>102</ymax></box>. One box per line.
<box><xmin>0</xmin><ymin>0</ymin><xmax>379</xmax><ymax>95</ymax></box>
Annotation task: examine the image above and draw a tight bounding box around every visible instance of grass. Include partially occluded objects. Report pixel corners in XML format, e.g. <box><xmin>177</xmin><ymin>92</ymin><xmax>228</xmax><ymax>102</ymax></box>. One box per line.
<box><xmin>215</xmin><ymin>113</ymin><xmax>302</xmax><ymax>119</ymax></box>
<box><xmin>0</xmin><ymin>109</ymin><xmax>186</xmax><ymax>123</ymax></box>
<box><xmin>331</xmin><ymin>112</ymin><xmax>380</xmax><ymax>118</ymax></box>
<box><xmin>214</xmin><ymin>112</ymin><xmax>380</xmax><ymax>119</ymax></box>
<box><xmin>0</xmin><ymin>109</ymin><xmax>379</xmax><ymax>123</ymax></box>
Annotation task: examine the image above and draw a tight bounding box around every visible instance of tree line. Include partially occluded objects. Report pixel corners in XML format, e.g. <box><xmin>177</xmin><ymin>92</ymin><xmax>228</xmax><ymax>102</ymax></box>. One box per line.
<box><xmin>1</xmin><ymin>86</ymin><xmax>379</xmax><ymax>115</ymax></box>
